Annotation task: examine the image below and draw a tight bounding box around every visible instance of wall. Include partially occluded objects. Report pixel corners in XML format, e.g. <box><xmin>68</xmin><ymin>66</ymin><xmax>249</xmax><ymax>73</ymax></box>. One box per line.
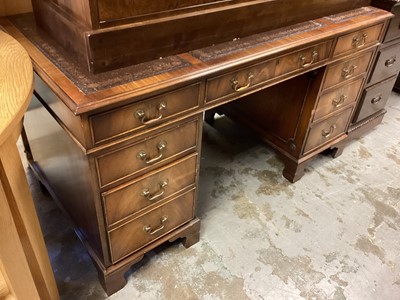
<box><xmin>0</xmin><ymin>0</ymin><xmax>33</xmax><ymax>17</ymax></box>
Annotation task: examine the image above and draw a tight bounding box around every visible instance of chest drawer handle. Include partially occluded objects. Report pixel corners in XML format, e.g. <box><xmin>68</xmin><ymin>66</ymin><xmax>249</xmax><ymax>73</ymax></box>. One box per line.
<box><xmin>385</xmin><ymin>57</ymin><xmax>397</xmax><ymax>67</ymax></box>
<box><xmin>352</xmin><ymin>33</ymin><xmax>368</xmax><ymax>49</ymax></box>
<box><xmin>135</xmin><ymin>101</ymin><xmax>167</xmax><ymax>125</ymax></box>
<box><xmin>137</xmin><ymin>141</ymin><xmax>167</xmax><ymax>164</ymax></box>
<box><xmin>321</xmin><ymin>125</ymin><xmax>337</xmax><ymax>139</ymax></box>
<box><xmin>341</xmin><ymin>65</ymin><xmax>357</xmax><ymax>79</ymax></box>
<box><xmin>143</xmin><ymin>216</ymin><xmax>168</xmax><ymax>235</ymax></box>
<box><xmin>141</xmin><ymin>180</ymin><xmax>169</xmax><ymax>202</ymax></box>
<box><xmin>231</xmin><ymin>72</ymin><xmax>254</xmax><ymax>92</ymax></box>
<box><xmin>371</xmin><ymin>95</ymin><xmax>382</xmax><ymax>104</ymax></box>
<box><xmin>332</xmin><ymin>95</ymin><xmax>347</xmax><ymax>108</ymax></box>
<box><xmin>299</xmin><ymin>50</ymin><xmax>318</xmax><ymax>68</ymax></box>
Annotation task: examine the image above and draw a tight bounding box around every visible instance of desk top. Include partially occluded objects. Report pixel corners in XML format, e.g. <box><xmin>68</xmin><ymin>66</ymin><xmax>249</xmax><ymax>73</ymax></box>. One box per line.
<box><xmin>0</xmin><ymin>30</ymin><xmax>33</xmax><ymax>145</ymax></box>
<box><xmin>0</xmin><ymin>7</ymin><xmax>392</xmax><ymax>115</ymax></box>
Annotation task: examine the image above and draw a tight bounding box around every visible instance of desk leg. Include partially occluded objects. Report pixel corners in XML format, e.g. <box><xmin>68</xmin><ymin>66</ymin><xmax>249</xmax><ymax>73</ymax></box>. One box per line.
<box><xmin>281</xmin><ymin>157</ymin><xmax>307</xmax><ymax>183</ymax></box>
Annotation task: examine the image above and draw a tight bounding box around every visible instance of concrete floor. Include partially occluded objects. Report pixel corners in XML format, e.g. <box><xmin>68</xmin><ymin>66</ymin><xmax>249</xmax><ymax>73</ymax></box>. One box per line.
<box><xmin>24</xmin><ymin>92</ymin><xmax>400</xmax><ymax>300</ymax></box>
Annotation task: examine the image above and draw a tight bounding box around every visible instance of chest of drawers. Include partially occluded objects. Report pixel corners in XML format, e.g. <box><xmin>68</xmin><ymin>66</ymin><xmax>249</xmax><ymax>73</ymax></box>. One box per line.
<box><xmin>349</xmin><ymin>0</ymin><xmax>400</xmax><ymax>138</ymax></box>
<box><xmin>2</xmin><ymin>5</ymin><xmax>393</xmax><ymax>296</ymax></box>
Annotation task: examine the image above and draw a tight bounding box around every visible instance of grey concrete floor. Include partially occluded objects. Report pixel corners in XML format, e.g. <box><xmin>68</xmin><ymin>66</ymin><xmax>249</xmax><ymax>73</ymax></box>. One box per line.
<box><xmin>24</xmin><ymin>92</ymin><xmax>400</xmax><ymax>300</ymax></box>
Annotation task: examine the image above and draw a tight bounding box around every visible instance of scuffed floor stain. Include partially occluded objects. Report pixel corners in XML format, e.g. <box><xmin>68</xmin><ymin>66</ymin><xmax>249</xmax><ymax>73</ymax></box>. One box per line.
<box><xmin>258</xmin><ymin>245</ymin><xmax>327</xmax><ymax>299</ymax></box>
<box><xmin>255</xmin><ymin>169</ymin><xmax>294</xmax><ymax>197</ymax></box>
<box><xmin>355</xmin><ymin>236</ymin><xmax>386</xmax><ymax>264</ymax></box>
<box><xmin>357</xmin><ymin>187</ymin><xmax>400</xmax><ymax>236</ymax></box>
<box><xmin>358</xmin><ymin>145</ymin><xmax>372</xmax><ymax>160</ymax></box>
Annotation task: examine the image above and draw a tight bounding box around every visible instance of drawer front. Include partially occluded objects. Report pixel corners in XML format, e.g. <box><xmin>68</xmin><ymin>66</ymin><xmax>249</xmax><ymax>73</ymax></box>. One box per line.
<box><xmin>314</xmin><ymin>78</ymin><xmax>363</xmax><ymax>121</ymax></box>
<box><xmin>205</xmin><ymin>59</ymin><xmax>276</xmax><ymax>103</ymax></box>
<box><xmin>205</xmin><ymin>40</ymin><xmax>332</xmax><ymax>103</ymax></box>
<box><xmin>304</xmin><ymin>108</ymin><xmax>353</xmax><ymax>154</ymax></box>
<box><xmin>333</xmin><ymin>23</ymin><xmax>384</xmax><ymax>56</ymax></box>
<box><xmin>96</xmin><ymin>118</ymin><xmax>200</xmax><ymax>188</ymax></box>
<box><xmin>369</xmin><ymin>43</ymin><xmax>400</xmax><ymax>85</ymax></box>
<box><xmin>90</xmin><ymin>83</ymin><xmax>201</xmax><ymax>144</ymax></box>
<box><xmin>109</xmin><ymin>189</ymin><xmax>195</xmax><ymax>263</ymax></box>
<box><xmin>103</xmin><ymin>154</ymin><xmax>198</xmax><ymax>226</ymax></box>
<box><xmin>384</xmin><ymin>5</ymin><xmax>400</xmax><ymax>42</ymax></box>
<box><xmin>274</xmin><ymin>41</ymin><xmax>333</xmax><ymax>76</ymax></box>
<box><xmin>323</xmin><ymin>51</ymin><xmax>373</xmax><ymax>89</ymax></box>
<box><xmin>355</xmin><ymin>75</ymin><xmax>397</xmax><ymax>122</ymax></box>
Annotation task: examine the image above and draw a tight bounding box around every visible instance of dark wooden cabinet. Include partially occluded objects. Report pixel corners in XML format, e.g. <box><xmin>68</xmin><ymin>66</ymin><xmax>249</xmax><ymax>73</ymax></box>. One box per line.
<box><xmin>348</xmin><ymin>0</ymin><xmax>400</xmax><ymax>138</ymax></box>
<box><xmin>31</xmin><ymin>0</ymin><xmax>370</xmax><ymax>73</ymax></box>
<box><xmin>1</xmin><ymin>1</ymin><xmax>394</xmax><ymax>296</ymax></box>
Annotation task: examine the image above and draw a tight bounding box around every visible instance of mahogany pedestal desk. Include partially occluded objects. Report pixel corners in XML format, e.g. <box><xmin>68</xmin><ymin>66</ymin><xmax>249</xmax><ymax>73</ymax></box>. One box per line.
<box><xmin>1</xmin><ymin>5</ymin><xmax>393</xmax><ymax>295</ymax></box>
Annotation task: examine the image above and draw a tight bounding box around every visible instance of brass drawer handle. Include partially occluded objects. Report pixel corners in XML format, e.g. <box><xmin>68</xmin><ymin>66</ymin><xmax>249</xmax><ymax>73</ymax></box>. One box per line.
<box><xmin>385</xmin><ymin>56</ymin><xmax>397</xmax><ymax>67</ymax></box>
<box><xmin>321</xmin><ymin>125</ymin><xmax>337</xmax><ymax>139</ymax></box>
<box><xmin>299</xmin><ymin>50</ymin><xmax>318</xmax><ymax>68</ymax></box>
<box><xmin>371</xmin><ymin>95</ymin><xmax>382</xmax><ymax>104</ymax></box>
<box><xmin>230</xmin><ymin>72</ymin><xmax>254</xmax><ymax>92</ymax></box>
<box><xmin>341</xmin><ymin>65</ymin><xmax>357</xmax><ymax>79</ymax></box>
<box><xmin>141</xmin><ymin>180</ymin><xmax>169</xmax><ymax>202</ymax></box>
<box><xmin>332</xmin><ymin>95</ymin><xmax>347</xmax><ymax>108</ymax></box>
<box><xmin>137</xmin><ymin>141</ymin><xmax>167</xmax><ymax>164</ymax></box>
<box><xmin>135</xmin><ymin>102</ymin><xmax>167</xmax><ymax>125</ymax></box>
<box><xmin>352</xmin><ymin>33</ymin><xmax>368</xmax><ymax>48</ymax></box>
<box><xmin>143</xmin><ymin>215</ymin><xmax>168</xmax><ymax>235</ymax></box>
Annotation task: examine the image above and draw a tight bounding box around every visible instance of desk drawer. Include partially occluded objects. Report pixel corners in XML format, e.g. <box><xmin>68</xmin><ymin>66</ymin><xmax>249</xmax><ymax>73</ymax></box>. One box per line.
<box><xmin>205</xmin><ymin>59</ymin><xmax>276</xmax><ymax>103</ymax></box>
<box><xmin>102</xmin><ymin>154</ymin><xmax>197</xmax><ymax>227</ymax></box>
<box><xmin>304</xmin><ymin>107</ymin><xmax>352</xmax><ymax>154</ymax></box>
<box><xmin>108</xmin><ymin>189</ymin><xmax>195</xmax><ymax>263</ymax></box>
<box><xmin>354</xmin><ymin>75</ymin><xmax>397</xmax><ymax>122</ymax></box>
<box><xmin>322</xmin><ymin>51</ymin><xmax>373</xmax><ymax>89</ymax></box>
<box><xmin>368</xmin><ymin>43</ymin><xmax>400</xmax><ymax>85</ymax></box>
<box><xmin>314</xmin><ymin>78</ymin><xmax>363</xmax><ymax>121</ymax></box>
<box><xmin>96</xmin><ymin>118</ymin><xmax>200</xmax><ymax>188</ymax></box>
<box><xmin>205</xmin><ymin>41</ymin><xmax>332</xmax><ymax>103</ymax></box>
<box><xmin>333</xmin><ymin>23</ymin><xmax>384</xmax><ymax>56</ymax></box>
<box><xmin>274</xmin><ymin>41</ymin><xmax>333</xmax><ymax>76</ymax></box>
<box><xmin>90</xmin><ymin>84</ymin><xmax>201</xmax><ymax>144</ymax></box>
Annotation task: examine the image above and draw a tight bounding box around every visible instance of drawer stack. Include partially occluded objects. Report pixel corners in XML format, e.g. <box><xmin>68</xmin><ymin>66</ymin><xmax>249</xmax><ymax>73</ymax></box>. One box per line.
<box><xmin>89</xmin><ymin>86</ymin><xmax>203</xmax><ymax>264</ymax></box>
<box><xmin>349</xmin><ymin>0</ymin><xmax>400</xmax><ymax>137</ymax></box>
<box><xmin>219</xmin><ymin>22</ymin><xmax>383</xmax><ymax>182</ymax></box>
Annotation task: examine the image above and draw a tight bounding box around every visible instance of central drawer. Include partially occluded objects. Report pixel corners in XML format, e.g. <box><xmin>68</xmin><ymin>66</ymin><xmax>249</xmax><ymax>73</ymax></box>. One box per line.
<box><xmin>102</xmin><ymin>154</ymin><xmax>198</xmax><ymax>227</ymax></box>
<box><xmin>95</xmin><ymin>117</ymin><xmax>200</xmax><ymax>188</ymax></box>
<box><xmin>108</xmin><ymin>188</ymin><xmax>196</xmax><ymax>263</ymax></box>
<box><xmin>205</xmin><ymin>40</ymin><xmax>333</xmax><ymax>103</ymax></box>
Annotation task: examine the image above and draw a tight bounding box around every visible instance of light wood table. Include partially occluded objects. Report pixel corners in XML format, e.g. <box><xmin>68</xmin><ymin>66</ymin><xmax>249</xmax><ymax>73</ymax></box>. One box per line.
<box><xmin>0</xmin><ymin>30</ymin><xmax>58</xmax><ymax>300</ymax></box>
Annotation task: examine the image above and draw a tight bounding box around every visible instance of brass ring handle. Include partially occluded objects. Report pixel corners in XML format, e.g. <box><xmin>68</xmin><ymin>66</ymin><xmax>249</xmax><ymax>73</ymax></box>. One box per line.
<box><xmin>141</xmin><ymin>180</ymin><xmax>169</xmax><ymax>202</ymax></box>
<box><xmin>137</xmin><ymin>141</ymin><xmax>167</xmax><ymax>164</ymax></box>
<box><xmin>299</xmin><ymin>50</ymin><xmax>318</xmax><ymax>68</ymax></box>
<box><xmin>230</xmin><ymin>72</ymin><xmax>254</xmax><ymax>92</ymax></box>
<box><xmin>135</xmin><ymin>102</ymin><xmax>167</xmax><ymax>125</ymax></box>
<box><xmin>351</xmin><ymin>33</ymin><xmax>368</xmax><ymax>48</ymax></box>
<box><xmin>371</xmin><ymin>95</ymin><xmax>382</xmax><ymax>104</ymax></box>
<box><xmin>332</xmin><ymin>95</ymin><xmax>347</xmax><ymax>108</ymax></box>
<box><xmin>385</xmin><ymin>57</ymin><xmax>397</xmax><ymax>67</ymax></box>
<box><xmin>341</xmin><ymin>65</ymin><xmax>357</xmax><ymax>79</ymax></box>
<box><xmin>321</xmin><ymin>125</ymin><xmax>337</xmax><ymax>139</ymax></box>
<box><xmin>143</xmin><ymin>216</ymin><xmax>168</xmax><ymax>235</ymax></box>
